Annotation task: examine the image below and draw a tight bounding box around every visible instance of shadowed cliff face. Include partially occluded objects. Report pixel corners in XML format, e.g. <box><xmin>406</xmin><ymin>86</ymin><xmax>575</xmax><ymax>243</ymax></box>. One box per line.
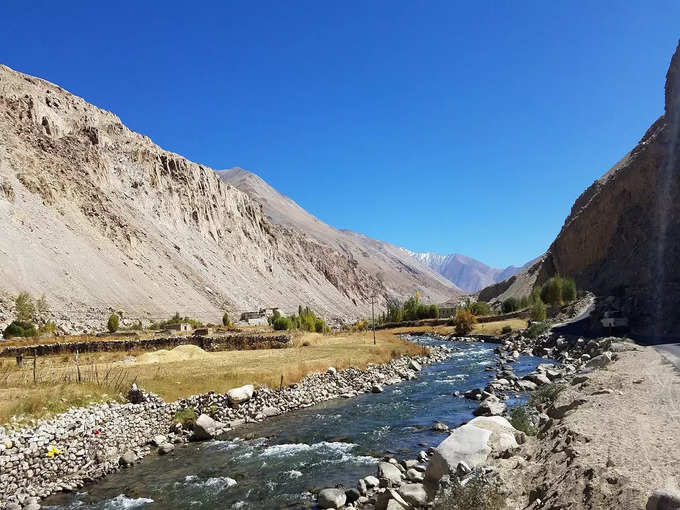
<box><xmin>482</xmin><ymin>42</ymin><xmax>680</xmax><ymax>335</ymax></box>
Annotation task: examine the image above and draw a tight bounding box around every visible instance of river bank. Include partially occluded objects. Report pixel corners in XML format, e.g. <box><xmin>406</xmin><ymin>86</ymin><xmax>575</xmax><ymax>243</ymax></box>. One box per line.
<box><xmin>312</xmin><ymin>333</ymin><xmax>650</xmax><ymax>509</ymax></box>
<box><xmin>0</xmin><ymin>345</ymin><xmax>453</xmax><ymax>509</ymax></box>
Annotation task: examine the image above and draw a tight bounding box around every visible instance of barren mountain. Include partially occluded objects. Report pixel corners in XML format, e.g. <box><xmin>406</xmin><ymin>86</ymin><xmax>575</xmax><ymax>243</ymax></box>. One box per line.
<box><xmin>217</xmin><ymin>168</ymin><xmax>462</xmax><ymax>303</ymax></box>
<box><xmin>0</xmin><ymin>64</ymin><xmax>455</xmax><ymax>331</ymax></box>
<box><xmin>402</xmin><ymin>250</ymin><xmax>533</xmax><ymax>293</ymax></box>
<box><xmin>480</xmin><ymin>41</ymin><xmax>680</xmax><ymax>335</ymax></box>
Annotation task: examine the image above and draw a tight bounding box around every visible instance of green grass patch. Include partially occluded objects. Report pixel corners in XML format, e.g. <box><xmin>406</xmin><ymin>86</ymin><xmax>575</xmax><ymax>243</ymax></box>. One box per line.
<box><xmin>529</xmin><ymin>383</ymin><xmax>565</xmax><ymax>407</ymax></box>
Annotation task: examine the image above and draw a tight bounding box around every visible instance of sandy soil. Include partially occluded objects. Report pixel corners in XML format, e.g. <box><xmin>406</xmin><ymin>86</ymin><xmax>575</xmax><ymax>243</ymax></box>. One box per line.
<box><xmin>498</xmin><ymin>346</ymin><xmax>680</xmax><ymax>509</ymax></box>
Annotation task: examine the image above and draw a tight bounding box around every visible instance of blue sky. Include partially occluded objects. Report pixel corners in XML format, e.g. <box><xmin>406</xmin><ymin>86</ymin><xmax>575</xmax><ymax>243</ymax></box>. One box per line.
<box><xmin>2</xmin><ymin>2</ymin><xmax>679</xmax><ymax>268</ymax></box>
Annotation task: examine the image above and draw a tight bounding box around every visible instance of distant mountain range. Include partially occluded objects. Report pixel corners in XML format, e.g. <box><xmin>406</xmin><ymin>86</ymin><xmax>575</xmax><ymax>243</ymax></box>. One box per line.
<box><xmin>217</xmin><ymin>168</ymin><xmax>463</xmax><ymax>304</ymax></box>
<box><xmin>402</xmin><ymin>250</ymin><xmax>534</xmax><ymax>293</ymax></box>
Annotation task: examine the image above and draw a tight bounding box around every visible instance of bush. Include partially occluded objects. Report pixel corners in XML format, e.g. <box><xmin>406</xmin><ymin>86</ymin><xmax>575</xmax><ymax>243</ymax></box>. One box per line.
<box><xmin>173</xmin><ymin>408</ymin><xmax>197</xmax><ymax>428</ymax></box>
<box><xmin>433</xmin><ymin>475</ymin><xmax>505</xmax><ymax>510</ymax></box>
<box><xmin>314</xmin><ymin>318</ymin><xmax>326</xmax><ymax>333</ymax></box>
<box><xmin>510</xmin><ymin>405</ymin><xmax>537</xmax><ymax>436</ymax></box>
<box><xmin>562</xmin><ymin>277</ymin><xmax>577</xmax><ymax>302</ymax></box>
<box><xmin>529</xmin><ymin>383</ymin><xmax>565</xmax><ymax>407</ymax></box>
<box><xmin>273</xmin><ymin>316</ymin><xmax>293</xmax><ymax>331</ymax></box>
<box><xmin>38</xmin><ymin>321</ymin><xmax>57</xmax><ymax>335</ymax></box>
<box><xmin>15</xmin><ymin>292</ymin><xmax>36</xmax><ymax>322</ymax></box>
<box><xmin>453</xmin><ymin>309</ymin><xmax>476</xmax><ymax>335</ymax></box>
<box><xmin>501</xmin><ymin>297</ymin><xmax>520</xmax><ymax>314</ymax></box>
<box><xmin>530</xmin><ymin>300</ymin><xmax>547</xmax><ymax>322</ymax></box>
<box><xmin>222</xmin><ymin>312</ymin><xmax>230</xmax><ymax>326</ymax></box>
<box><xmin>501</xmin><ymin>325</ymin><xmax>512</xmax><ymax>334</ymax></box>
<box><xmin>3</xmin><ymin>320</ymin><xmax>37</xmax><ymax>339</ymax></box>
<box><xmin>469</xmin><ymin>301</ymin><xmax>492</xmax><ymax>316</ymax></box>
<box><xmin>540</xmin><ymin>276</ymin><xmax>578</xmax><ymax>307</ymax></box>
<box><xmin>107</xmin><ymin>313</ymin><xmax>119</xmax><ymax>333</ymax></box>
<box><xmin>525</xmin><ymin>321</ymin><xmax>549</xmax><ymax>338</ymax></box>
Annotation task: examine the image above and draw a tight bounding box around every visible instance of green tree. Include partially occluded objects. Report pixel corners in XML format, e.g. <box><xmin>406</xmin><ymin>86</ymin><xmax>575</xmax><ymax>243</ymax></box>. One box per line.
<box><xmin>107</xmin><ymin>313</ymin><xmax>120</xmax><ymax>333</ymax></box>
<box><xmin>530</xmin><ymin>300</ymin><xmax>547</xmax><ymax>321</ymax></box>
<box><xmin>562</xmin><ymin>277</ymin><xmax>577</xmax><ymax>302</ymax></box>
<box><xmin>3</xmin><ymin>321</ymin><xmax>38</xmax><ymax>339</ymax></box>
<box><xmin>540</xmin><ymin>277</ymin><xmax>563</xmax><ymax>307</ymax></box>
<box><xmin>502</xmin><ymin>297</ymin><xmax>520</xmax><ymax>314</ymax></box>
<box><xmin>222</xmin><ymin>312</ymin><xmax>230</xmax><ymax>326</ymax></box>
<box><xmin>469</xmin><ymin>301</ymin><xmax>492</xmax><ymax>316</ymax></box>
<box><xmin>15</xmin><ymin>292</ymin><xmax>36</xmax><ymax>322</ymax></box>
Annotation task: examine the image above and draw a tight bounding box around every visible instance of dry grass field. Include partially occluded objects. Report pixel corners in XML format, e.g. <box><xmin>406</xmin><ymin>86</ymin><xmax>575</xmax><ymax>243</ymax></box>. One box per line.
<box><xmin>388</xmin><ymin>318</ymin><xmax>527</xmax><ymax>337</ymax></box>
<box><xmin>0</xmin><ymin>330</ymin><xmax>425</xmax><ymax>426</ymax></box>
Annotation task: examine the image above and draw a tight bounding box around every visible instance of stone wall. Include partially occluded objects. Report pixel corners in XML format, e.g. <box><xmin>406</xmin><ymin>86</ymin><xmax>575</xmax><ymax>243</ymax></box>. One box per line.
<box><xmin>0</xmin><ymin>397</ymin><xmax>179</xmax><ymax>504</ymax></box>
<box><xmin>0</xmin><ymin>334</ymin><xmax>292</xmax><ymax>358</ymax></box>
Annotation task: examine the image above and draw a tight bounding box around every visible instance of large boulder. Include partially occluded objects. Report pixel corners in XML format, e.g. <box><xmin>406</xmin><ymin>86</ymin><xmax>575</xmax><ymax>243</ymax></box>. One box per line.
<box><xmin>647</xmin><ymin>489</ymin><xmax>680</xmax><ymax>510</ymax></box>
<box><xmin>318</xmin><ymin>488</ymin><xmax>346</xmax><ymax>509</ymax></box>
<box><xmin>425</xmin><ymin>417</ymin><xmax>519</xmax><ymax>483</ymax></box>
<box><xmin>467</xmin><ymin>416</ymin><xmax>518</xmax><ymax>453</ymax></box>
<box><xmin>473</xmin><ymin>397</ymin><xmax>507</xmax><ymax>417</ymax></box>
<box><xmin>585</xmin><ymin>352</ymin><xmax>613</xmax><ymax>370</ymax></box>
<box><xmin>192</xmin><ymin>414</ymin><xmax>222</xmax><ymax>440</ymax></box>
<box><xmin>398</xmin><ymin>483</ymin><xmax>428</xmax><ymax>506</ymax></box>
<box><xmin>227</xmin><ymin>384</ymin><xmax>254</xmax><ymax>405</ymax></box>
<box><xmin>378</xmin><ymin>461</ymin><xmax>403</xmax><ymax>485</ymax></box>
<box><xmin>425</xmin><ymin>424</ymin><xmax>492</xmax><ymax>483</ymax></box>
<box><xmin>375</xmin><ymin>489</ymin><xmax>410</xmax><ymax>510</ymax></box>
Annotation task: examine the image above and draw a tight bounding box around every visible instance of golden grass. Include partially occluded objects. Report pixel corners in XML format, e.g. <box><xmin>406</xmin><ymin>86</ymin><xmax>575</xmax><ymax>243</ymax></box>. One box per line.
<box><xmin>0</xmin><ymin>330</ymin><xmax>424</xmax><ymax>425</ymax></box>
<box><xmin>471</xmin><ymin>318</ymin><xmax>528</xmax><ymax>335</ymax></box>
<box><xmin>384</xmin><ymin>318</ymin><xmax>527</xmax><ymax>337</ymax></box>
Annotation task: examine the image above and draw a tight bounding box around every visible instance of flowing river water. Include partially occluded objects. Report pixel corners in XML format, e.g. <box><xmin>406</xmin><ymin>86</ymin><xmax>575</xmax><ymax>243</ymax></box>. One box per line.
<box><xmin>44</xmin><ymin>337</ymin><xmax>550</xmax><ymax>510</ymax></box>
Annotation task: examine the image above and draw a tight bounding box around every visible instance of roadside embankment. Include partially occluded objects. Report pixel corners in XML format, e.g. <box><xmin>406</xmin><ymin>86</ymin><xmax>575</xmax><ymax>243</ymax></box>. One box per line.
<box><xmin>314</xmin><ymin>333</ymin><xmax>673</xmax><ymax>510</ymax></box>
<box><xmin>0</xmin><ymin>346</ymin><xmax>453</xmax><ymax>509</ymax></box>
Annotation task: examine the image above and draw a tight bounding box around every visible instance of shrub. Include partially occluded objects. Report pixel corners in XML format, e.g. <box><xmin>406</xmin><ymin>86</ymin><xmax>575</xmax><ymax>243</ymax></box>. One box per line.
<box><xmin>469</xmin><ymin>301</ymin><xmax>492</xmax><ymax>316</ymax></box>
<box><xmin>453</xmin><ymin>309</ymin><xmax>476</xmax><ymax>335</ymax></box>
<box><xmin>222</xmin><ymin>312</ymin><xmax>230</xmax><ymax>326</ymax></box>
<box><xmin>540</xmin><ymin>276</ymin><xmax>578</xmax><ymax>307</ymax></box>
<box><xmin>562</xmin><ymin>277</ymin><xmax>577</xmax><ymax>302</ymax></box>
<box><xmin>314</xmin><ymin>318</ymin><xmax>325</xmax><ymax>333</ymax></box>
<box><xmin>38</xmin><ymin>321</ymin><xmax>57</xmax><ymax>335</ymax></box>
<box><xmin>529</xmin><ymin>383</ymin><xmax>565</xmax><ymax>407</ymax></box>
<box><xmin>3</xmin><ymin>320</ymin><xmax>37</xmax><ymax>339</ymax></box>
<box><xmin>173</xmin><ymin>408</ymin><xmax>197</xmax><ymax>428</ymax></box>
<box><xmin>433</xmin><ymin>475</ymin><xmax>505</xmax><ymax>510</ymax></box>
<box><xmin>107</xmin><ymin>313</ymin><xmax>120</xmax><ymax>333</ymax></box>
<box><xmin>273</xmin><ymin>316</ymin><xmax>293</xmax><ymax>331</ymax></box>
<box><xmin>15</xmin><ymin>292</ymin><xmax>36</xmax><ymax>322</ymax></box>
<box><xmin>510</xmin><ymin>405</ymin><xmax>537</xmax><ymax>436</ymax></box>
<box><xmin>501</xmin><ymin>325</ymin><xmax>512</xmax><ymax>334</ymax></box>
<box><xmin>501</xmin><ymin>297</ymin><xmax>520</xmax><ymax>314</ymax></box>
<box><xmin>530</xmin><ymin>300</ymin><xmax>547</xmax><ymax>322</ymax></box>
<box><xmin>525</xmin><ymin>321</ymin><xmax>549</xmax><ymax>338</ymax></box>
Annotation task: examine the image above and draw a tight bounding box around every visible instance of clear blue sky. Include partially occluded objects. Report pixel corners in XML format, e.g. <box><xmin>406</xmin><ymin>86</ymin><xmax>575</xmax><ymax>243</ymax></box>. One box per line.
<box><xmin>2</xmin><ymin>2</ymin><xmax>679</xmax><ymax>268</ymax></box>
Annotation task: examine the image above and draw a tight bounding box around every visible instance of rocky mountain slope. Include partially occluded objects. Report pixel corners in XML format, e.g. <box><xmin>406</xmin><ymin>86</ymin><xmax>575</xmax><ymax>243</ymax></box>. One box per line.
<box><xmin>0</xmin><ymin>64</ymin><xmax>458</xmax><ymax>331</ymax></box>
<box><xmin>402</xmin><ymin>250</ymin><xmax>533</xmax><ymax>293</ymax></box>
<box><xmin>480</xmin><ymin>41</ymin><xmax>680</xmax><ymax>335</ymax></box>
<box><xmin>217</xmin><ymin>168</ymin><xmax>462</xmax><ymax>303</ymax></box>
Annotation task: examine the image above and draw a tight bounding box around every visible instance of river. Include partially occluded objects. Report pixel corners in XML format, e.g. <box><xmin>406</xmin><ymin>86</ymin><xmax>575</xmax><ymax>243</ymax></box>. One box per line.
<box><xmin>44</xmin><ymin>336</ymin><xmax>549</xmax><ymax>509</ymax></box>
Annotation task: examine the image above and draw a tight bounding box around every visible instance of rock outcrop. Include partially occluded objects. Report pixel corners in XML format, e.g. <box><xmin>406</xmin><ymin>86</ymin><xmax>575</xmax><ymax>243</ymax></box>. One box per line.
<box><xmin>480</xmin><ymin>42</ymin><xmax>680</xmax><ymax>335</ymax></box>
<box><xmin>217</xmin><ymin>168</ymin><xmax>462</xmax><ymax>303</ymax></box>
<box><xmin>0</xmin><ymin>65</ymin><xmax>458</xmax><ymax>331</ymax></box>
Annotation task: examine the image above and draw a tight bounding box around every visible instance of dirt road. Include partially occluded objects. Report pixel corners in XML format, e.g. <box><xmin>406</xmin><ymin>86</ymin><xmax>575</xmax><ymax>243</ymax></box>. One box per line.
<box><xmin>499</xmin><ymin>346</ymin><xmax>680</xmax><ymax>509</ymax></box>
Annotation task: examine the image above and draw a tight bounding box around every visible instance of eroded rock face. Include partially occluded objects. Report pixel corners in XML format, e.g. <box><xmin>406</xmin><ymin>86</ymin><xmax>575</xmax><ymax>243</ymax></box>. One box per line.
<box><xmin>0</xmin><ymin>64</ymin><xmax>454</xmax><ymax>329</ymax></box>
<box><xmin>480</xmin><ymin>42</ymin><xmax>680</xmax><ymax>335</ymax></box>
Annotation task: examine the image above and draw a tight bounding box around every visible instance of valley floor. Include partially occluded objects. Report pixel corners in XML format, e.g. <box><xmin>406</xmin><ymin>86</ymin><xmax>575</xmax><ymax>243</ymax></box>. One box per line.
<box><xmin>0</xmin><ymin>330</ymin><xmax>421</xmax><ymax>425</ymax></box>
<box><xmin>498</xmin><ymin>346</ymin><xmax>680</xmax><ymax>509</ymax></box>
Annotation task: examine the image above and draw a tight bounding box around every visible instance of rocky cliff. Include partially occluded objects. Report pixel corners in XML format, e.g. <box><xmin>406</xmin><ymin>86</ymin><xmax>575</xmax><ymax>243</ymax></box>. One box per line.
<box><xmin>217</xmin><ymin>168</ymin><xmax>462</xmax><ymax>303</ymax></box>
<box><xmin>0</xmin><ymin>64</ymin><xmax>436</xmax><ymax>330</ymax></box>
<box><xmin>480</xmin><ymin>42</ymin><xmax>680</xmax><ymax>335</ymax></box>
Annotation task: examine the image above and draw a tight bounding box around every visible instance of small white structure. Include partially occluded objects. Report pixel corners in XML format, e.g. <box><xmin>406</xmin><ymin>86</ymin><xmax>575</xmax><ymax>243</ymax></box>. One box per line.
<box><xmin>601</xmin><ymin>311</ymin><xmax>628</xmax><ymax>329</ymax></box>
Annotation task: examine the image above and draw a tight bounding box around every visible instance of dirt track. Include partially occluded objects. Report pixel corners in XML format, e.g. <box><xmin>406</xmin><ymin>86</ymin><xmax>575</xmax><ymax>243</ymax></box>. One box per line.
<box><xmin>498</xmin><ymin>346</ymin><xmax>680</xmax><ymax>509</ymax></box>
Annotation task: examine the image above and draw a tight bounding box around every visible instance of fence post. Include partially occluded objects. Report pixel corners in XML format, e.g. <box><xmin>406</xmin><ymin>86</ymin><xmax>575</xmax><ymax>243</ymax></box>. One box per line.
<box><xmin>76</xmin><ymin>349</ymin><xmax>81</xmax><ymax>383</ymax></box>
<box><xmin>279</xmin><ymin>374</ymin><xmax>283</xmax><ymax>391</ymax></box>
<box><xmin>33</xmin><ymin>350</ymin><xmax>37</xmax><ymax>384</ymax></box>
